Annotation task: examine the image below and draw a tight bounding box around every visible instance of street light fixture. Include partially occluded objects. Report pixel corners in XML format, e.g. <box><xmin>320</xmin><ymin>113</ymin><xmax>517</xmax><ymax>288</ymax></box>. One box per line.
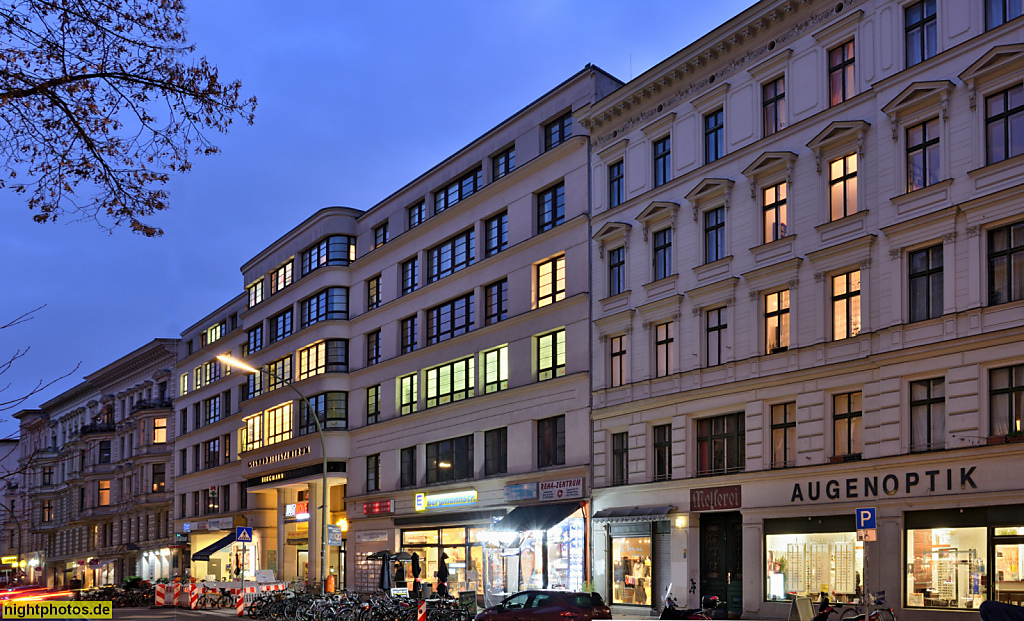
<box><xmin>217</xmin><ymin>354</ymin><xmax>330</xmax><ymax>593</ymax></box>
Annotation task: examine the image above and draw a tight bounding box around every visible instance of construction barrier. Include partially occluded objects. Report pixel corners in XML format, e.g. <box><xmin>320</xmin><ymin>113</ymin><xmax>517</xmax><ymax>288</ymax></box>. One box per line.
<box><xmin>260</xmin><ymin>583</ymin><xmax>287</xmax><ymax>591</ymax></box>
<box><xmin>154</xmin><ymin>584</ymin><xmax>167</xmax><ymax>607</ymax></box>
<box><xmin>235</xmin><ymin>586</ymin><xmax>256</xmax><ymax>616</ymax></box>
<box><xmin>417</xmin><ymin>600</ymin><xmax>427</xmax><ymax>621</ymax></box>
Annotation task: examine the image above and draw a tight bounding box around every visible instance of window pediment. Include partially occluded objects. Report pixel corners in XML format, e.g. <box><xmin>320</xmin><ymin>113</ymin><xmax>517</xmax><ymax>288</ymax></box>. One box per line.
<box><xmin>641</xmin><ymin>113</ymin><xmax>676</xmax><ymax>138</ymax></box>
<box><xmin>806</xmin><ymin>121</ymin><xmax>870</xmax><ymax>173</ymax></box>
<box><xmin>597</xmin><ymin>138</ymin><xmax>629</xmax><ymax>164</ymax></box>
<box><xmin>690</xmin><ymin>82</ymin><xmax>730</xmax><ymax>112</ymax></box>
<box><xmin>959</xmin><ymin>44</ymin><xmax>1024</xmax><ymax>110</ymax></box>
<box><xmin>593</xmin><ymin>222</ymin><xmax>632</xmax><ymax>258</ymax></box>
<box><xmin>882</xmin><ymin>81</ymin><xmax>954</xmax><ymax>138</ymax></box>
<box><xmin>636</xmin><ymin>201</ymin><xmax>679</xmax><ymax>240</ymax></box>
<box><xmin>806</xmin><ymin>234</ymin><xmax>876</xmax><ymax>275</ymax></box>
<box><xmin>747</xmin><ymin>49</ymin><xmax>792</xmax><ymax>80</ymax></box>
<box><xmin>686</xmin><ymin>178</ymin><xmax>734</xmax><ymax>221</ymax></box>
<box><xmin>685</xmin><ymin>277</ymin><xmax>738</xmax><ymax>313</ymax></box>
<box><xmin>741</xmin><ymin>257</ymin><xmax>803</xmax><ymax>292</ymax></box>
<box><xmin>637</xmin><ymin>294</ymin><xmax>683</xmax><ymax>326</ymax></box>
<box><xmin>595</xmin><ymin>309</ymin><xmax>635</xmax><ymax>339</ymax></box>
<box><xmin>812</xmin><ymin>9</ymin><xmax>863</xmax><ymax>47</ymax></box>
<box><xmin>742</xmin><ymin>151</ymin><xmax>797</xmax><ymax>199</ymax></box>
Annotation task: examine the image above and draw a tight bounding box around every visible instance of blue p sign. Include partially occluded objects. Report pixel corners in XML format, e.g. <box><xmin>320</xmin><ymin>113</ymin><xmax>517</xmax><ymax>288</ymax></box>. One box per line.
<box><xmin>856</xmin><ymin>508</ymin><xmax>876</xmax><ymax>529</ymax></box>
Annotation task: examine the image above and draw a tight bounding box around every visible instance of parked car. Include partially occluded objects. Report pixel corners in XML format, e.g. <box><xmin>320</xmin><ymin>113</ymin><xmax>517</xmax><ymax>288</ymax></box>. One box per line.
<box><xmin>476</xmin><ymin>590</ymin><xmax>611</xmax><ymax>621</ymax></box>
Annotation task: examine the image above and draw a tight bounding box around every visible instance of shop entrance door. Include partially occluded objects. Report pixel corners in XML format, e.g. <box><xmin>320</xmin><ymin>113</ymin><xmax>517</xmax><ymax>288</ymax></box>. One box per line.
<box><xmin>994</xmin><ymin>539</ymin><xmax>1024</xmax><ymax>606</ymax></box>
<box><xmin>700</xmin><ymin>512</ymin><xmax>742</xmax><ymax>619</ymax></box>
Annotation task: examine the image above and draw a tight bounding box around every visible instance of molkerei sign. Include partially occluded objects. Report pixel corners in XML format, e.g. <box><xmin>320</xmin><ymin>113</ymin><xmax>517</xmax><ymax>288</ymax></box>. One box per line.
<box><xmin>690</xmin><ymin>485</ymin><xmax>742</xmax><ymax>511</ymax></box>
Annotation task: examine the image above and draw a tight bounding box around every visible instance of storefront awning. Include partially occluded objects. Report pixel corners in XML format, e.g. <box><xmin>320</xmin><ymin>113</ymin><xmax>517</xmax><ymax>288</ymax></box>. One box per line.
<box><xmin>592</xmin><ymin>505</ymin><xmax>673</xmax><ymax>523</ymax></box>
<box><xmin>489</xmin><ymin>501</ymin><xmax>581</xmax><ymax>533</ymax></box>
<box><xmin>191</xmin><ymin>532</ymin><xmax>235</xmax><ymax>562</ymax></box>
<box><xmin>87</xmin><ymin>559</ymin><xmax>115</xmax><ymax>569</ymax></box>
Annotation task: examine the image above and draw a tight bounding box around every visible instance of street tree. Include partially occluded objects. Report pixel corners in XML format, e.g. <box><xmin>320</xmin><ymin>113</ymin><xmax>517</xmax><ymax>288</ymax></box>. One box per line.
<box><xmin>0</xmin><ymin>0</ymin><xmax>257</xmax><ymax>236</ymax></box>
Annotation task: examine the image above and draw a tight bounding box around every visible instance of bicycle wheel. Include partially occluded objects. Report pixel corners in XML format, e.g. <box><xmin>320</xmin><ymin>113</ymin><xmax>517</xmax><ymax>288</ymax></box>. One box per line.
<box><xmin>873</xmin><ymin>609</ymin><xmax>895</xmax><ymax>621</ymax></box>
<box><xmin>839</xmin><ymin>607</ymin><xmax>861</xmax><ymax>620</ymax></box>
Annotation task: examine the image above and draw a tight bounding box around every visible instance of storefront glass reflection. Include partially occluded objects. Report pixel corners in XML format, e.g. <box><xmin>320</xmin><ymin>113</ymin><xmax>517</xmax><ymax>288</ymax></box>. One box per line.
<box><xmin>765</xmin><ymin>532</ymin><xmax>862</xmax><ymax>603</ymax></box>
<box><xmin>906</xmin><ymin>527</ymin><xmax>987</xmax><ymax>609</ymax></box>
<box><xmin>611</xmin><ymin>536</ymin><xmax>651</xmax><ymax>605</ymax></box>
<box><xmin>401</xmin><ymin>527</ymin><xmax>484</xmax><ymax>598</ymax></box>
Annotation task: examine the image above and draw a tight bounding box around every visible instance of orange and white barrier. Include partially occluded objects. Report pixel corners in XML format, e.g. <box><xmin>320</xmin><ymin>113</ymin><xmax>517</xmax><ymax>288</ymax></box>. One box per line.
<box><xmin>260</xmin><ymin>583</ymin><xmax>287</xmax><ymax>591</ymax></box>
<box><xmin>235</xmin><ymin>586</ymin><xmax>256</xmax><ymax>616</ymax></box>
<box><xmin>154</xmin><ymin>584</ymin><xmax>167</xmax><ymax>606</ymax></box>
<box><xmin>417</xmin><ymin>600</ymin><xmax>427</xmax><ymax>621</ymax></box>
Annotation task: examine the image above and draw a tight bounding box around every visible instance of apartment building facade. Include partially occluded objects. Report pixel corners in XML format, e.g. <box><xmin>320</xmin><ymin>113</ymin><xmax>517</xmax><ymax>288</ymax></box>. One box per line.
<box><xmin>578</xmin><ymin>0</ymin><xmax>1024</xmax><ymax>619</ymax></box>
<box><xmin>9</xmin><ymin>340</ymin><xmax>178</xmax><ymax>588</ymax></box>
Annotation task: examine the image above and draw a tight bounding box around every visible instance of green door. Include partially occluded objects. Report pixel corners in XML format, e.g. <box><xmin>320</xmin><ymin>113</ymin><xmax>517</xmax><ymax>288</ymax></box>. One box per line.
<box><xmin>700</xmin><ymin>512</ymin><xmax>742</xmax><ymax>619</ymax></box>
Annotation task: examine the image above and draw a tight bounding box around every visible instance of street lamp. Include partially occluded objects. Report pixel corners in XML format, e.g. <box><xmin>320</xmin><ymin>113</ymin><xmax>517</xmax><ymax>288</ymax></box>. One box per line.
<box><xmin>217</xmin><ymin>354</ymin><xmax>330</xmax><ymax>593</ymax></box>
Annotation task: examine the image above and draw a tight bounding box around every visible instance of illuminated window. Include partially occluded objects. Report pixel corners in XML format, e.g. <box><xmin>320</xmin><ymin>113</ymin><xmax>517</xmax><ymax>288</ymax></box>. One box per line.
<box><xmin>266</xmin><ymin>356</ymin><xmax>293</xmax><ymax>391</ymax></box>
<box><xmin>367</xmin><ymin>275</ymin><xmax>381</xmax><ymax>311</ymax></box>
<box><xmin>425</xmin><ymin>357</ymin><xmax>475</xmax><ymax>408</ymax></box>
<box><xmin>242</xmin><ymin>414</ymin><xmax>263</xmax><ymax>452</ymax></box>
<box><xmin>98</xmin><ymin>480</ymin><xmax>110</xmax><ymax>506</ymax></box>
<box><xmin>990</xmin><ymin>364</ymin><xmax>1024</xmax><ymax>436</ymax></box>
<box><xmin>179</xmin><ymin>373</ymin><xmax>189</xmax><ymax>396</ymax></box>
<box><xmin>765</xmin><ymin>290</ymin><xmax>790</xmax><ymax>354</ymax></box>
<box><xmin>269</xmin><ymin>261</ymin><xmax>293</xmax><ymax>295</ymax></box>
<box><xmin>298</xmin><ymin>340</ymin><xmax>348</xmax><ymax>380</ymax></box>
<box><xmin>829</xmin><ymin>153</ymin><xmax>858</xmax><ymax>221</ymax></box>
<box><xmin>246</xmin><ymin>280</ymin><xmax>264</xmax><ymax>308</ymax></box>
<box><xmin>152</xmin><ymin>464</ymin><xmax>165</xmax><ymax>492</ymax></box>
<box><xmin>537</xmin><ymin>330</ymin><xmax>566</xmax><ymax>381</ymax></box>
<box><xmin>537</xmin><ymin>256</ymin><xmax>565</xmax><ymax>307</ymax></box>
<box><xmin>399</xmin><ymin>375</ymin><xmax>418</xmax><ymax>415</ymax></box>
<box><xmin>266</xmin><ymin>403</ymin><xmax>293</xmax><ymax>446</ymax></box>
<box><xmin>832</xmin><ymin>270</ymin><xmax>861</xmax><ymax>340</ymax></box>
<box><xmin>762</xmin><ymin>182</ymin><xmax>788</xmax><ymax>243</ymax></box>
<box><xmin>202</xmin><ymin>322</ymin><xmax>225</xmax><ymax>347</ymax></box>
<box><xmin>374</xmin><ymin>222</ymin><xmax>389</xmax><ymax>249</ymax></box>
<box><xmin>483</xmin><ymin>347</ymin><xmax>508</xmax><ymax>394</ymax></box>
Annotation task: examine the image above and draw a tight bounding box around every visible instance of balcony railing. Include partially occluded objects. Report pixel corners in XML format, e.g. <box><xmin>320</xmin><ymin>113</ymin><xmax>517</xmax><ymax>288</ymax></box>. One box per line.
<box><xmin>131</xmin><ymin>399</ymin><xmax>173</xmax><ymax>413</ymax></box>
<box><xmin>79</xmin><ymin>423</ymin><xmax>115</xmax><ymax>436</ymax></box>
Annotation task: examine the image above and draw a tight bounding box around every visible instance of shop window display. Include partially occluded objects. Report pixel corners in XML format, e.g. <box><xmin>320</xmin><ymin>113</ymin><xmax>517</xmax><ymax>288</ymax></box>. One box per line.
<box><xmin>906</xmin><ymin>527</ymin><xmax>987</xmax><ymax>609</ymax></box>
<box><xmin>611</xmin><ymin>537</ymin><xmax>652</xmax><ymax>605</ymax></box>
<box><xmin>401</xmin><ymin>527</ymin><xmax>484</xmax><ymax>603</ymax></box>
<box><xmin>765</xmin><ymin>532</ymin><xmax>862</xmax><ymax>602</ymax></box>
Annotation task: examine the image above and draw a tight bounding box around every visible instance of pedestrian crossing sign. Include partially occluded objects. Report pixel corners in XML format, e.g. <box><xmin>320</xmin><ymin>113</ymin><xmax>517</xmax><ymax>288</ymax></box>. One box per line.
<box><xmin>236</xmin><ymin>526</ymin><xmax>254</xmax><ymax>542</ymax></box>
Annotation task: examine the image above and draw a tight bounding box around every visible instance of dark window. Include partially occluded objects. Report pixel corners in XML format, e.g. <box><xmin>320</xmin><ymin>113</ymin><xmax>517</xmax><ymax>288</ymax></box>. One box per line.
<box><xmin>653</xmin><ymin>136</ymin><xmax>671</xmax><ymax>187</ymax></box>
<box><xmin>485</xmin><ymin>212</ymin><xmax>509</xmax><ymax>257</ymax></box>
<box><xmin>696</xmin><ymin>412</ymin><xmax>745</xmax><ymax>475</ymax></box>
<box><xmin>608</xmin><ymin>247</ymin><xmax>625</xmax><ymax>296</ymax></box>
<box><xmin>832</xmin><ymin>270</ymin><xmax>862</xmax><ymax>340</ymax></box>
<box><xmin>192</xmin><ymin>443</ymin><xmax>200</xmax><ymax>472</ymax></box>
<box><xmin>427</xmin><ymin>293</ymin><xmax>474</xmax><ymax>345</ymax></box>
<box><xmin>986</xmin><ymin>85</ymin><xmax>1024</xmax><ymax>165</ymax></box>
<box><xmin>611</xmin><ymin>432</ymin><xmax>628</xmax><ymax>486</ymax></box>
<box><xmin>41</xmin><ymin>500</ymin><xmax>52</xmax><ymax>522</ymax></box>
<box><xmin>704</xmin><ymin>108</ymin><xmax>724</xmax><ymax>164</ymax></box>
<box><xmin>427</xmin><ymin>230</ymin><xmax>475</xmax><ymax>283</ymax></box>
<box><xmin>239</xmin><ymin>481</ymin><xmax>247</xmax><ymax>510</ymax></box>
<box><xmin>402</xmin><ymin>258</ymin><xmax>419</xmax><ymax>295</ymax></box>
<box><xmin>537</xmin><ymin>415</ymin><xmax>565</xmax><ymax>468</ymax></box>
<box><xmin>204</xmin><ymin>395</ymin><xmax>221</xmax><ymax>425</ymax></box>
<box><xmin>245</xmin><ymin>326</ymin><xmax>263</xmax><ymax>356</ymax></box>
<box><xmin>653</xmin><ymin>228</ymin><xmax>672</xmax><ymax>280</ymax></box>
<box><xmin>829</xmin><ymin>154</ymin><xmax>858</xmax><ymax>221</ymax></box>
<box><xmin>493</xmin><ymin>146</ymin><xmax>515</xmax><ymax>180</ymax></box>
<box><xmin>299</xmin><ymin>340</ymin><xmax>347</xmax><ymax>379</ymax></box>
<box><xmin>704</xmin><ymin>206</ymin><xmax>726</xmax><ymax>264</ymax></box>
<box><xmin>911</xmin><ymin>378</ymin><xmax>945</xmax><ymax>452</ymax></box>
<box><xmin>905</xmin><ymin>0</ymin><xmax>937</xmax><ymax>67</ymax></box>
<box><xmin>153</xmin><ymin>464</ymin><xmax>166</xmax><ymax>491</ymax></box>
<box><xmin>301</xmin><ymin>236</ymin><xmax>353</xmax><ymax>275</ymax></box>
<box><xmin>266</xmin><ymin>355</ymin><xmax>293</xmax><ymax>391</ymax></box>
<box><xmin>990</xmin><ymin>364</ymin><xmax>1024</xmax><ymax>436</ymax></box>
<box><xmin>763</xmin><ymin>76</ymin><xmax>786</xmax><ymax>137</ymax></box>
<box><xmin>366</xmin><ymin>330</ymin><xmax>381</xmax><ymax>366</ymax></box>
<box><xmin>654</xmin><ymin>424</ymin><xmax>672</xmax><ymax>482</ymax></box>
<box><xmin>907</xmin><ymin>118</ymin><xmax>940</xmax><ymax>191</ymax></box>
<box><xmin>301</xmin><ymin>287</ymin><xmax>348</xmax><ymax>328</ymax></box>
<box><xmin>545</xmin><ymin>112</ymin><xmax>572</xmax><ymax>151</ymax></box>
<box><xmin>366</xmin><ymin>454</ymin><xmax>380</xmax><ymax>492</ymax></box>
<box><xmin>834</xmin><ymin>392</ymin><xmax>863</xmax><ymax>457</ymax></box>
<box><xmin>765</xmin><ymin>290</ymin><xmax>790</xmax><ymax>354</ymax></box>
<box><xmin>204</xmin><ymin>438</ymin><xmax>220</xmax><ymax>470</ymax></box>
<box><xmin>829</xmin><ymin>40</ymin><xmax>856</xmax><ymax>106</ymax></box>
<box><xmin>299</xmin><ymin>392</ymin><xmax>347</xmax><ymax>435</ymax></box>
<box><xmin>771</xmin><ymin>403</ymin><xmax>796</xmax><ymax>468</ymax></box>
<box><xmin>537</xmin><ymin>256</ymin><xmax>565</xmax><ymax>307</ymax></box>
<box><xmin>484</xmin><ymin>428</ymin><xmax>508</xmax><ymax>476</ymax></box>
<box><xmin>537</xmin><ymin>183</ymin><xmax>565</xmax><ymax>233</ymax></box>
<box><xmin>366</xmin><ymin>385</ymin><xmax>380</xmax><ymax>425</ymax></box>
<box><xmin>367</xmin><ymin>275</ymin><xmax>381</xmax><ymax>311</ymax></box>
<box><xmin>268</xmin><ymin>309</ymin><xmax>293</xmax><ymax>343</ymax></box>
<box><xmin>986</xmin><ymin>0</ymin><xmax>1024</xmax><ymax>29</ymax></box>
<box><xmin>246</xmin><ymin>372</ymin><xmax>262</xmax><ymax>400</ymax></box>
<box><xmin>179</xmin><ymin>449</ymin><xmax>187</xmax><ymax>476</ymax></box>
<box><xmin>401</xmin><ymin>316</ymin><xmax>418</xmax><ymax>354</ymax></box>
<box><xmin>269</xmin><ymin>261</ymin><xmax>293</xmax><ymax>295</ymax></box>
<box><xmin>426</xmin><ymin>435</ymin><xmax>474</xmax><ymax>483</ymax></box>
<box><xmin>909</xmin><ymin>245</ymin><xmax>943</xmax><ymax>322</ymax></box>
<box><xmin>408</xmin><ymin>203</ymin><xmax>426</xmax><ymax>229</ymax></box>
<box><xmin>424</xmin><ymin>357</ymin><xmax>475</xmax><ymax>408</ymax></box>
<box><xmin>401</xmin><ymin>447</ymin><xmax>416</xmax><ymax>488</ymax></box>
<box><xmin>655</xmin><ymin>322</ymin><xmax>674</xmax><ymax>377</ymax></box>
<box><xmin>484</xmin><ymin>280</ymin><xmax>508</xmax><ymax>326</ymax></box>
<box><xmin>374</xmin><ymin>222</ymin><xmax>389</xmax><ymax>249</ymax></box>
<box><xmin>608</xmin><ymin>160</ymin><xmax>624</xmax><ymax>208</ymax></box>
<box><xmin>435</xmin><ymin>168</ymin><xmax>482</xmax><ymax>214</ymax></box>
<box><xmin>989</xmin><ymin>222</ymin><xmax>1024</xmax><ymax>305</ymax></box>
<box><xmin>763</xmin><ymin>182</ymin><xmax>788</xmax><ymax>243</ymax></box>
<box><xmin>706</xmin><ymin>308</ymin><xmax>727</xmax><ymax>367</ymax></box>
<box><xmin>609</xmin><ymin>335</ymin><xmax>626</xmax><ymax>388</ymax></box>
<box><xmin>99</xmin><ymin>440</ymin><xmax>111</xmax><ymax>464</ymax></box>
<box><xmin>537</xmin><ymin>329</ymin><xmax>566</xmax><ymax>381</ymax></box>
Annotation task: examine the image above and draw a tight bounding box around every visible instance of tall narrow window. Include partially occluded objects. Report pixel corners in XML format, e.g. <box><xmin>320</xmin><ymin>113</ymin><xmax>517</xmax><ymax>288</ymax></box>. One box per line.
<box><xmin>829</xmin><ymin>153</ymin><xmax>858</xmax><ymax>221</ymax></box>
<box><xmin>493</xmin><ymin>146</ymin><xmax>515</xmax><ymax>180</ymax></box>
<box><xmin>366</xmin><ymin>455</ymin><xmax>380</xmax><ymax>493</ymax></box>
<box><xmin>704</xmin><ymin>109</ymin><xmax>724</xmax><ymax>164</ymax></box>
<box><xmin>399</xmin><ymin>375</ymin><xmax>418</xmax><ymax>415</ymax></box>
<box><xmin>366</xmin><ymin>330</ymin><xmax>381</xmax><ymax>366</ymax></box>
<box><xmin>986</xmin><ymin>0</ymin><xmax>1024</xmax><ymax>29</ymax></box>
<box><xmin>485</xmin><ymin>211</ymin><xmax>509</xmax><ymax>257</ymax></box>
<box><xmin>367</xmin><ymin>275</ymin><xmax>381</xmax><ymax>311</ymax></box>
<box><xmin>608</xmin><ymin>160</ymin><xmax>624</xmax><ymax>208</ymax></box>
<box><xmin>653</xmin><ymin>136</ymin><xmax>671</xmax><ymax>187</ymax></box>
<box><xmin>245</xmin><ymin>326</ymin><xmax>263</xmax><ymax>356</ymax></box>
<box><xmin>828</xmin><ymin>40</ymin><xmax>856</xmax><ymax>106</ymax></box>
<box><xmin>401</xmin><ymin>316</ymin><xmax>418</xmax><ymax>354</ymax></box>
<box><xmin>763</xmin><ymin>76</ymin><xmax>786</xmax><ymax>136</ymax></box>
<box><xmin>653</xmin><ymin>424</ymin><xmax>672</xmax><ymax>482</ymax></box>
<box><xmin>267</xmin><ymin>355</ymin><xmax>293</xmax><ymax>391</ymax></box>
<box><xmin>652</xmin><ymin>228</ymin><xmax>672</xmax><ymax>280</ymax></box>
<box><xmin>907</xmin><ymin>118</ymin><xmax>940</xmax><ymax>191</ymax></box>
<box><xmin>153</xmin><ymin>418</ymin><xmax>167</xmax><ymax>444</ymax></box>
<box><xmin>537</xmin><ymin>256</ymin><xmax>566</xmax><ymax>307</ymax></box>
<box><xmin>268</xmin><ymin>309</ymin><xmax>293</xmax><ymax>343</ymax></box>
<box><xmin>537</xmin><ymin>415</ymin><xmax>565</xmax><ymax>468</ymax></box>
<box><xmin>609</xmin><ymin>335</ymin><xmax>626</xmax><ymax>388</ymax></box>
<box><xmin>655</xmin><ymin>322</ymin><xmax>674</xmax><ymax>378</ymax></box>
<box><xmin>485</xmin><ymin>428</ymin><xmax>508</xmax><ymax>476</ymax></box>
<box><xmin>366</xmin><ymin>385</ymin><xmax>380</xmax><ymax>425</ymax></box>
<box><xmin>990</xmin><ymin>364</ymin><xmax>1024</xmax><ymax>436</ymax></box>
<box><xmin>401</xmin><ymin>258</ymin><xmax>418</xmax><ymax>295</ymax></box>
<box><xmin>696</xmin><ymin>413</ymin><xmax>745</xmax><ymax>475</ymax></box>
<box><xmin>545</xmin><ymin>112</ymin><xmax>572</xmax><ymax>151</ymax></box>
<box><xmin>771</xmin><ymin>403</ymin><xmax>796</xmax><ymax>468</ymax></box>
<box><xmin>909</xmin><ymin>245</ymin><xmax>943</xmax><ymax>322</ymax></box>
<box><xmin>833</xmin><ymin>392</ymin><xmax>863</xmax><ymax>458</ymax></box>
<box><xmin>608</xmin><ymin>247</ymin><xmax>625</xmax><ymax>296</ymax></box>
<box><xmin>986</xmin><ymin>85</ymin><xmax>1024</xmax><ymax>165</ymax></box>
<box><xmin>485</xmin><ymin>280</ymin><xmax>508</xmax><ymax>326</ymax></box>
<box><xmin>537</xmin><ymin>330</ymin><xmax>566</xmax><ymax>381</ymax></box>
<box><xmin>911</xmin><ymin>378</ymin><xmax>945</xmax><ymax>452</ymax></box>
<box><xmin>988</xmin><ymin>222</ymin><xmax>1024</xmax><ymax>305</ymax></box>
<box><xmin>408</xmin><ymin>203</ymin><xmax>426</xmax><ymax>229</ymax></box>
<box><xmin>905</xmin><ymin>0</ymin><xmax>937</xmax><ymax>68</ymax></box>
<box><xmin>537</xmin><ymin>183</ymin><xmax>565</xmax><ymax>233</ymax></box>
<box><xmin>832</xmin><ymin>270</ymin><xmax>862</xmax><ymax>340</ymax></box>
<box><xmin>400</xmin><ymin>447</ymin><xmax>416</xmax><ymax>488</ymax></box>
<box><xmin>765</xmin><ymin>290</ymin><xmax>790</xmax><ymax>354</ymax></box>
<box><xmin>265</xmin><ymin>403</ymin><xmax>293</xmax><ymax>446</ymax></box>
<box><xmin>705</xmin><ymin>207</ymin><xmax>726</xmax><ymax>264</ymax></box>
<box><xmin>762</xmin><ymin>182</ymin><xmax>788</xmax><ymax>243</ymax></box>
<box><xmin>247</xmin><ymin>280</ymin><xmax>264</xmax><ymax>309</ymax></box>
<box><xmin>374</xmin><ymin>222</ymin><xmax>389</xmax><ymax>249</ymax></box>
<box><xmin>706</xmin><ymin>308</ymin><xmax>727</xmax><ymax>367</ymax></box>
<box><xmin>270</xmin><ymin>262</ymin><xmax>293</xmax><ymax>295</ymax></box>
<box><xmin>611</xmin><ymin>432</ymin><xmax>628</xmax><ymax>486</ymax></box>
<box><xmin>483</xmin><ymin>347</ymin><xmax>508</xmax><ymax>394</ymax></box>
<box><xmin>152</xmin><ymin>464</ymin><xmax>166</xmax><ymax>492</ymax></box>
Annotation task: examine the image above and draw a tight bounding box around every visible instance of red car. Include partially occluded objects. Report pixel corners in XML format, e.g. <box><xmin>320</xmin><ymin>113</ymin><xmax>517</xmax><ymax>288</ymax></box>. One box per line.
<box><xmin>476</xmin><ymin>591</ymin><xmax>611</xmax><ymax>621</ymax></box>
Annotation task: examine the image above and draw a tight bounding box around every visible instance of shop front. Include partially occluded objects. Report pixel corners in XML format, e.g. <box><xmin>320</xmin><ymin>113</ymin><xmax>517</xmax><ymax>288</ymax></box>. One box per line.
<box><xmin>188</xmin><ymin>517</ymin><xmax>260</xmax><ymax>581</ymax></box>
<box><xmin>592</xmin><ymin>506</ymin><xmax>674</xmax><ymax>610</ymax></box>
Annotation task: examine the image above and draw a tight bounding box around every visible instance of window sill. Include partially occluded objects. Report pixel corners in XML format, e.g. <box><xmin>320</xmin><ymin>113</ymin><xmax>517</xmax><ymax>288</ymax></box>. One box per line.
<box><xmin>642</xmin><ymin>274</ymin><xmax>679</xmax><ymax>299</ymax></box>
<box><xmin>600</xmin><ymin>289</ymin><xmax>632</xmax><ymax>315</ymax></box>
<box><xmin>749</xmin><ymin>234</ymin><xmax>796</xmax><ymax>265</ymax></box>
<box><xmin>829</xmin><ymin>454</ymin><xmax>862</xmax><ymax>464</ymax></box>
<box><xmin>967</xmin><ymin>153</ymin><xmax>1024</xmax><ymax>195</ymax></box>
<box><xmin>692</xmin><ymin>255</ymin><xmax>733</xmax><ymax>283</ymax></box>
<box><xmin>815</xmin><ymin>210</ymin><xmax>869</xmax><ymax>244</ymax></box>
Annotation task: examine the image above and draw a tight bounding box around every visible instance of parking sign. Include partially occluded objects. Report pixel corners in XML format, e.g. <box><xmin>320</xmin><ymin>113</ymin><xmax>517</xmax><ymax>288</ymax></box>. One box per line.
<box><xmin>855</xmin><ymin>507</ymin><xmax>876</xmax><ymax>530</ymax></box>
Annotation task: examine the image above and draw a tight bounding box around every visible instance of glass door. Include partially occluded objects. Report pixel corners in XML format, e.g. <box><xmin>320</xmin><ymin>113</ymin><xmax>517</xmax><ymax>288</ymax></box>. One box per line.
<box><xmin>994</xmin><ymin>538</ymin><xmax>1024</xmax><ymax>606</ymax></box>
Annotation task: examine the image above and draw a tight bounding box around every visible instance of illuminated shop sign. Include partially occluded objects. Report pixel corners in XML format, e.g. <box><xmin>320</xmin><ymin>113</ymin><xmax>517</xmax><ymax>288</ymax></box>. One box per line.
<box><xmin>247</xmin><ymin>445</ymin><xmax>311</xmax><ymax>469</ymax></box>
<box><xmin>539</xmin><ymin>478</ymin><xmax>583</xmax><ymax>501</ymax></box>
<box><xmin>503</xmin><ymin>483</ymin><xmax>538</xmax><ymax>502</ymax></box>
<box><xmin>285</xmin><ymin>501</ymin><xmax>309</xmax><ymax>521</ymax></box>
<box><xmin>363</xmin><ymin>500</ymin><xmax>393</xmax><ymax>515</ymax></box>
<box><xmin>414</xmin><ymin>490</ymin><xmax>477</xmax><ymax>511</ymax></box>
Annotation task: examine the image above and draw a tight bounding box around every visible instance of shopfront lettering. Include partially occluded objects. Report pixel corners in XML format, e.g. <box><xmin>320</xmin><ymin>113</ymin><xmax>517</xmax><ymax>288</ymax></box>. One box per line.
<box><xmin>790</xmin><ymin>466</ymin><xmax>978</xmax><ymax>503</ymax></box>
<box><xmin>248</xmin><ymin>445</ymin><xmax>311</xmax><ymax>469</ymax></box>
<box><xmin>690</xmin><ymin>485</ymin><xmax>742</xmax><ymax>511</ymax></box>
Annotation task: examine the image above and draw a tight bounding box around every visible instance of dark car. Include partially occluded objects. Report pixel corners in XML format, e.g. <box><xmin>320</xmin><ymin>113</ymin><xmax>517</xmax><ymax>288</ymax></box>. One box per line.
<box><xmin>476</xmin><ymin>590</ymin><xmax>611</xmax><ymax>621</ymax></box>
